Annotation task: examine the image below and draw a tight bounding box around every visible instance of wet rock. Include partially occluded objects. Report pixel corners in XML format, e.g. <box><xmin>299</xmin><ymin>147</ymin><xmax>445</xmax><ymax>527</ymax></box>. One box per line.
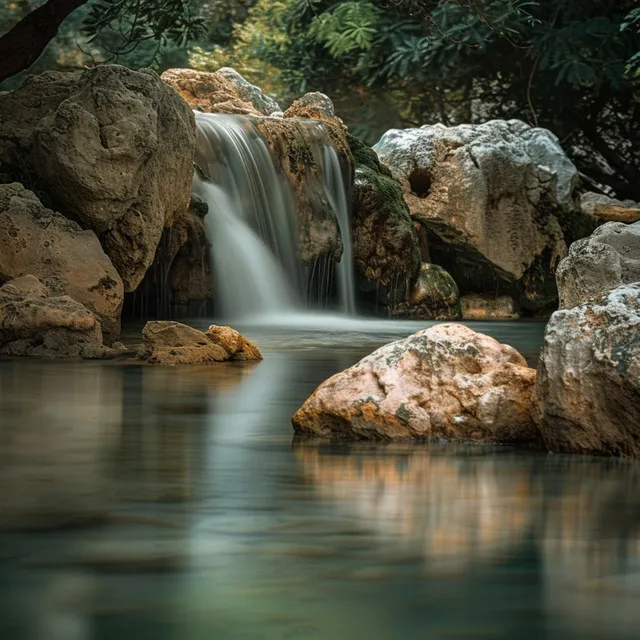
<box><xmin>580</xmin><ymin>192</ymin><xmax>640</xmax><ymax>224</ymax></box>
<box><xmin>205</xmin><ymin>325</ymin><xmax>263</xmax><ymax>361</ymax></box>
<box><xmin>0</xmin><ymin>65</ymin><xmax>196</xmax><ymax>291</ymax></box>
<box><xmin>374</xmin><ymin>120</ymin><xmax>584</xmax><ymax>310</ymax></box>
<box><xmin>137</xmin><ymin>320</ymin><xmax>261</xmax><ymax>365</ymax></box>
<box><xmin>348</xmin><ymin>134</ymin><xmax>420</xmax><ymax>286</ymax></box>
<box><xmin>293</xmin><ymin>324</ymin><xmax>537</xmax><ymax>442</ymax></box>
<box><xmin>161</xmin><ymin>67</ymin><xmax>280</xmax><ymax>116</ymax></box>
<box><xmin>392</xmin><ymin>263</ymin><xmax>461</xmax><ymax>320</ymax></box>
<box><xmin>556</xmin><ymin>221</ymin><xmax>640</xmax><ymax>309</ymax></box>
<box><xmin>253</xmin><ymin>115</ymin><xmax>352</xmax><ymax>264</ymax></box>
<box><xmin>0</xmin><ymin>275</ymin><xmax>107</xmax><ymax>359</ymax></box>
<box><xmin>534</xmin><ymin>284</ymin><xmax>640</xmax><ymax>457</ymax></box>
<box><xmin>0</xmin><ymin>183</ymin><xmax>124</xmax><ymax>341</ymax></box>
<box><xmin>461</xmin><ymin>294</ymin><xmax>519</xmax><ymax>320</ymax></box>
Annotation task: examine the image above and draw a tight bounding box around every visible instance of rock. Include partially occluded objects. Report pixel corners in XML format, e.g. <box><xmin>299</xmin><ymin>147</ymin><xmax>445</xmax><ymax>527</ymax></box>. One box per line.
<box><xmin>137</xmin><ymin>321</ymin><xmax>227</xmax><ymax>365</ymax></box>
<box><xmin>580</xmin><ymin>192</ymin><xmax>640</xmax><ymax>224</ymax></box>
<box><xmin>205</xmin><ymin>325</ymin><xmax>262</xmax><ymax>361</ymax></box>
<box><xmin>534</xmin><ymin>284</ymin><xmax>640</xmax><ymax>457</ymax></box>
<box><xmin>136</xmin><ymin>320</ymin><xmax>261</xmax><ymax>365</ymax></box>
<box><xmin>253</xmin><ymin>115</ymin><xmax>352</xmax><ymax>264</ymax></box>
<box><xmin>292</xmin><ymin>324</ymin><xmax>537</xmax><ymax>442</ymax></box>
<box><xmin>161</xmin><ymin>67</ymin><xmax>280</xmax><ymax>116</ymax></box>
<box><xmin>392</xmin><ymin>263</ymin><xmax>461</xmax><ymax>320</ymax></box>
<box><xmin>374</xmin><ymin>120</ymin><xmax>583</xmax><ymax>310</ymax></box>
<box><xmin>0</xmin><ymin>275</ymin><xmax>107</xmax><ymax>359</ymax></box>
<box><xmin>461</xmin><ymin>294</ymin><xmax>520</xmax><ymax>320</ymax></box>
<box><xmin>0</xmin><ymin>65</ymin><xmax>196</xmax><ymax>291</ymax></box>
<box><xmin>284</xmin><ymin>92</ymin><xmax>339</xmax><ymax>124</ymax></box>
<box><xmin>0</xmin><ymin>183</ymin><xmax>124</xmax><ymax>341</ymax></box>
<box><xmin>347</xmin><ymin>134</ymin><xmax>420</xmax><ymax>286</ymax></box>
<box><xmin>556</xmin><ymin>221</ymin><xmax>640</xmax><ymax>309</ymax></box>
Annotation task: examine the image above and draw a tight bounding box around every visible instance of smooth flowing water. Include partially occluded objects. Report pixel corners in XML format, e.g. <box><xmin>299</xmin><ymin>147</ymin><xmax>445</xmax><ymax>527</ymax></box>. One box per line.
<box><xmin>1</xmin><ymin>320</ymin><xmax>639</xmax><ymax>640</ymax></box>
<box><xmin>194</xmin><ymin>113</ymin><xmax>356</xmax><ymax>319</ymax></box>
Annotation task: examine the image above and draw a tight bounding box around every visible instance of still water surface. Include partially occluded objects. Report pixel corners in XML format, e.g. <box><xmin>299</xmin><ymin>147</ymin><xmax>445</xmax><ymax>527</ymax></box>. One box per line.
<box><xmin>1</xmin><ymin>319</ymin><xmax>639</xmax><ymax>640</ymax></box>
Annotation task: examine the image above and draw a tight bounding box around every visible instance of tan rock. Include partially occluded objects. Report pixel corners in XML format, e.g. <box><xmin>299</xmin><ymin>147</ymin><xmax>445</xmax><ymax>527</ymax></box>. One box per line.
<box><xmin>293</xmin><ymin>324</ymin><xmax>537</xmax><ymax>442</ymax></box>
<box><xmin>0</xmin><ymin>275</ymin><xmax>107</xmax><ymax>359</ymax></box>
<box><xmin>0</xmin><ymin>65</ymin><xmax>196</xmax><ymax>291</ymax></box>
<box><xmin>0</xmin><ymin>183</ymin><xmax>123</xmax><ymax>341</ymax></box>
<box><xmin>534</xmin><ymin>284</ymin><xmax>640</xmax><ymax>457</ymax></box>
<box><xmin>205</xmin><ymin>324</ymin><xmax>262</xmax><ymax>361</ymax></box>
<box><xmin>461</xmin><ymin>294</ymin><xmax>519</xmax><ymax>320</ymax></box>
<box><xmin>137</xmin><ymin>321</ymin><xmax>228</xmax><ymax>365</ymax></box>
<box><xmin>161</xmin><ymin>68</ymin><xmax>280</xmax><ymax>116</ymax></box>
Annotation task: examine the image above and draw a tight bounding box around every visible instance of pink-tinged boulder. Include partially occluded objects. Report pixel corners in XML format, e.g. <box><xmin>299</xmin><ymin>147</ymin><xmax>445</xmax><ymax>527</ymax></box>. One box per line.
<box><xmin>292</xmin><ymin>324</ymin><xmax>537</xmax><ymax>442</ymax></box>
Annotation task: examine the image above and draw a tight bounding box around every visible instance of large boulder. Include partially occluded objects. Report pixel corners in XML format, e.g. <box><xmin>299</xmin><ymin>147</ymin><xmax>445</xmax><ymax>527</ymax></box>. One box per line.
<box><xmin>534</xmin><ymin>284</ymin><xmax>640</xmax><ymax>457</ymax></box>
<box><xmin>161</xmin><ymin>67</ymin><xmax>281</xmax><ymax>116</ymax></box>
<box><xmin>374</xmin><ymin>120</ymin><xmax>585</xmax><ymax>310</ymax></box>
<box><xmin>137</xmin><ymin>321</ymin><xmax>261</xmax><ymax>365</ymax></box>
<box><xmin>556</xmin><ymin>221</ymin><xmax>640</xmax><ymax>309</ymax></box>
<box><xmin>347</xmin><ymin>134</ymin><xmax>420</xmax><ymax>286</ymax></box>
<box><xmin>391</xmin><ymin>263</ymin><xmax>461</xmax><ymax>320</ymax></box>
<box><xmin>0</xmin><ymin>183</ymin><xmax>124</xmax><ymax>341</ymax></box>
<box><xmin>292</xmin><ymin>324</ymin><xmax>537</xmax><ymax>442</ymax></box>
<box><xmin>0</xmin><ymin>65</ymin><xmax>196</xmax><ymax>291</ymax></box>
<box><xmin>0</xmin><ymin>275</ymin><xmax>107</xmax><ymax>359</ymax></box>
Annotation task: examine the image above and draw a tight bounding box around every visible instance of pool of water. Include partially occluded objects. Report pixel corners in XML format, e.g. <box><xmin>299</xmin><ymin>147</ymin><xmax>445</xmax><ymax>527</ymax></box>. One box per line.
<box><xmin>1</xmin><ymin>319</ymin><xmax>639</xmax><ymax>639</ymax></box>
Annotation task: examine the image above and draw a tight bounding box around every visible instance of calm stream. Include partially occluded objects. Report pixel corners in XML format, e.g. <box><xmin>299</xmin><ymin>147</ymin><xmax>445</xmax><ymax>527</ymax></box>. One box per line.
<box><xmin>1</xmin><ymin>319</ymin><xmax>639</xmax><ymax>639</ymax></box>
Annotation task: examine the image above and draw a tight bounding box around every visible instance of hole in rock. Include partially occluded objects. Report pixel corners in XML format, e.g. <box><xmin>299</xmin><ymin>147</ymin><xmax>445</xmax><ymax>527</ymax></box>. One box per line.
<box><xmin>408</xmin><ymin>167</ymin><xmax>432</xmax><ymax>198</ymax></box>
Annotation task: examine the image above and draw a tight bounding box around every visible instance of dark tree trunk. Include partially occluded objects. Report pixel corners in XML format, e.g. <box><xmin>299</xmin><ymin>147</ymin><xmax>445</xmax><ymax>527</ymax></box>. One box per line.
<box><xmin>0</xmin><ymin>0</ymin><xmax>88</xmax><ymax>84</ymax></box>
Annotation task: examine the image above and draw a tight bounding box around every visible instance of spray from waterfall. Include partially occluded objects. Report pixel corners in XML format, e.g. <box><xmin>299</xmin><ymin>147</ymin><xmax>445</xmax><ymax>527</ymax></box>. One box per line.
<box><xmin>193</xmin><ymin>111</ymin><xmax>355</xmax><ymax>320</ymax></box>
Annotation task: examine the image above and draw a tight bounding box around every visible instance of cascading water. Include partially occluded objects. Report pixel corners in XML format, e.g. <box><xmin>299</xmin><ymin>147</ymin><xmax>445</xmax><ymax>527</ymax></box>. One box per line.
<box><xmin>193</xmin><ymin>111</ymin><xmax>355</xmax><ymax>321</ymax></box>
<box><xmin>321</xmin><ymin>145</ymin><xmax>356</xmax><ymax>315</ymax></box>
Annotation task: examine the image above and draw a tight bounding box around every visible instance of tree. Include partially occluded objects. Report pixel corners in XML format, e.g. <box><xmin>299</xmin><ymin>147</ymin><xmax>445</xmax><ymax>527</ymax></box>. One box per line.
<box><xmin>0</xmin><ymin>0</ymin><xmax>205</xmax><ymax>83</ymax></box>
<box><xmin>229</xmin><ymin>0</ymin><xmax>640</xmax><ymax>198</ymax></box>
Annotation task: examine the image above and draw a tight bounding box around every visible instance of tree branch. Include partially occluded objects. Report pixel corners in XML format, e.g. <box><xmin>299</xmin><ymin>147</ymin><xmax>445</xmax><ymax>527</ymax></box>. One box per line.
<box><xmin>0</xmin><ymin>0</ymin><xmax>88</xmax><ymax>84</ymax></box>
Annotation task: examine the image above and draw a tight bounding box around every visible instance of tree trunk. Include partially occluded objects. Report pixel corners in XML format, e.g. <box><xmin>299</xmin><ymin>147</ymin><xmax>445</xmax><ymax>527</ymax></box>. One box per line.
<box><xmin>0</xmin><ymin>0</ymin><xmax>88</xmax><ymax>84</ymax></box>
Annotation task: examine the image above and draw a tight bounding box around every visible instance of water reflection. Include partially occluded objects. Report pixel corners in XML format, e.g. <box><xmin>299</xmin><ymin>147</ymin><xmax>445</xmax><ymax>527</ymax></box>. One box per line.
<box><xmin>0</xmin><ymin>361</ymin><xmax>121</xmax><ymax>530</ymax></box>
<box><xmin>294</xmin><ymin>441</ymin><xmax>536</xmax><ymax>570</ymax></box>
<box><xmin>0</xmin><ymin>321</ymin><xmax>639</xmax><ymax>639</ymax></box>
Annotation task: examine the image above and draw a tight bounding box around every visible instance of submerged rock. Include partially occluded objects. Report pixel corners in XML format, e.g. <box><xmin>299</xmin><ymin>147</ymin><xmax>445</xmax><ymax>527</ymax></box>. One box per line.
<box><xmin>556</xmin><ymin>221</ymin><xmax>640</xmax><ymax>309</ymax></box>
<box><xmin>0</xmin><ymin>275</ymin><xmax>107</xmax><ymax>359</ymax></box>
<box><xmin>0</xmin><ymin>65</ymin><xmax>195</xmax><ymax>291</ymax></box>
<box><xmin>161</xmin><ymin>67</ymin><xmax>281</xmax><ymax>116</ymax></box>
<box><xmin>137</xmin><ymin>320</ymin><xmax>261</xmax><ymax>365</ymax></box>
<box><xmin>534</xmin><ymin>284</ymin><xmax>640</xmax><ymax>458</ymax></box>
<box><xmin>0</xmin><ymin>183</ymin><xmax>123</xmax><ymax>341</ymax></box>
<box><xmin>392</xmin><ymin>263</ymin><xmax>461</xmax><ymax>320</ymax></box>
<box><xmin>292</xmin><ymin>324</ymin><xmax>537</xmax><ymax>442</ymax></box>
<box><xmin>461</xmin><ymin>294</ymin><xmax>519</xmax><ymax>320</ymax></box>
<box><xmin>374</xmin><ymin>119</ymin><xmax>587</xmax><ymax>310</ymax></box>
<box><xmin>348</xmin><ymin>134</ymin><xmax>420</xmax><ymax>287</ymax></box>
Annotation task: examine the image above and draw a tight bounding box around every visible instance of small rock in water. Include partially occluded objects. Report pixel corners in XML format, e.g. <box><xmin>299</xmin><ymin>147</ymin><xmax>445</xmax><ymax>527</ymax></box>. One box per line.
<box><xmin>136</xmin><ymin>320</ymin><xmax>262</xmax><ymax>365</ymax></box>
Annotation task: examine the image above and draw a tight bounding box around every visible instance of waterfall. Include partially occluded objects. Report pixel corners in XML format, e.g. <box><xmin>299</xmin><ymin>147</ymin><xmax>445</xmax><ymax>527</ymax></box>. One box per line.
<box><xmin>193</xmin><ymin>111</ymin><xmax>355</xmax><ymax>320</ymax></box>
<box><xmin>321</xmin><ymin>145</ymin><xmax>356</xmax><ymax>315</ymax></box>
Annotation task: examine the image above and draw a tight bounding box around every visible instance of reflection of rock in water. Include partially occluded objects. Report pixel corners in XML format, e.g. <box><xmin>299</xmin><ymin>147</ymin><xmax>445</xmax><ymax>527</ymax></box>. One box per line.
<box><xmin>539</xmin><ymin>459</ymin><xmax>640</xmax><ymax>639</ymax></box>
<box><xmin>294</xmin><ymin>441</ymin><xmax>534</xmax><ymax>569</ymax></box>
<box><xmin>116</xmin><ymin>363</ymin><xmax>256</xmax><ymax>501</ymax></box>
<box><xmin>0</xmin><ymin>362</ymin><xmax>121</xmax><ymax>530</ymax></box>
